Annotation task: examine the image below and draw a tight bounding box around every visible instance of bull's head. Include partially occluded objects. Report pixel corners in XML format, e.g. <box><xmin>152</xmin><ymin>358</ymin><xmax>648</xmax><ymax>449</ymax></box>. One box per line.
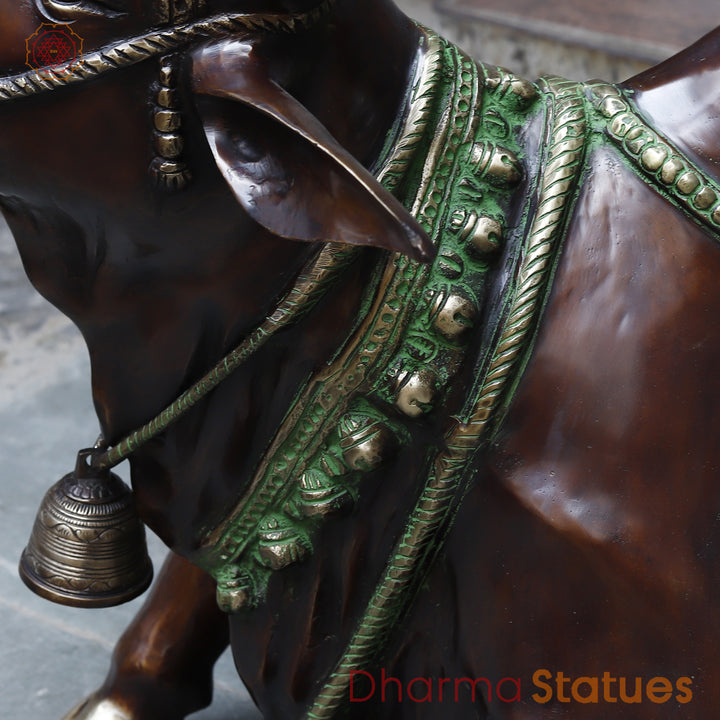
<box><xmin>0</xmin><ymin>0</ymin><xmax>431</xmax><ymax>315</ymax></box>
<box><xmin>0</xmin><ymin>0</ymin><xmax>428</xmax><ymax>553</ymax></box>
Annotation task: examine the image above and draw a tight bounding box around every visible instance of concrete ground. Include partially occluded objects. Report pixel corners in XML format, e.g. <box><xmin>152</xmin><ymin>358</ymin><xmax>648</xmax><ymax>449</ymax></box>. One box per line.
<box><xmin>0</xmin><ymin>219</ymin><xmax>261</xmax><ymax>719</ymax></box>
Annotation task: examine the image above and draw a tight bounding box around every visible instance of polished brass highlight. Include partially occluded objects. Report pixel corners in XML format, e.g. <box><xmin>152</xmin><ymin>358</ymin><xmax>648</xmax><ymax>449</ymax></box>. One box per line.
<box><xmin>470</xmin><ymin>143</ymin><xmax>522</xmax><ymax>186</ymax></box>
<box><xmin>591</xmin><ymin>82</ymin><xmax>720</xmax><ymax>233</ymax></box>
<box><xmin>154</xmin><ymin>133</ymin><xmax>184</xmax><ymax>158</ymax></box>
<box><xmin>395</xmin><ymin>370</ymin><xmax>437</xmax><ymax>417</ymax></box>
<box><xmin>298</xmin><ymin>470</ymin><xmax>352</xmax><ymax>517</ymax></box>
<box><xmin>640</xmin><ymin>145</ymin><xmax>667</xmax><ymax>172</ymax></box>
<box><xmin>216</xmin><ymin>570</ymin><xmax>252</xmax><ymax>613</ymax></box>
<box><xmin>154</xmin><ymin>109</ymin><xmax>181</xmax><ymax>132</ymax></box>
<box><xmin>338</xmin><ymin>415</ymin><xmax>395</xmax><ymax>472</ymax></box>
<box><xmin>451</xmin><ymin>209</ymin><xmax>503</xmax><ymax>255</ymax></box>
<box><xmin>661</xmin><ymin>157</ymin><xmax>684</xmax><ymax>184</ymax></box>
<box><xmin>624</xmin><ymin>127</ymin><xmax>651</xmax><ymax>154</ymax></box>
<box><xmin>151</xmin><ymin>55</ymin><xmax>191</xmax><ymax>190</ymax></box>
<box><xmin>257</xmin><ymin>518</ymin><xmax>309</xmax><ymax>570</ymax></box>
<box><xmin>676</xmin><ymin>171</ymin><xmax>700</xmax><ymax>195</ymax></box>
<box><xmin>483</xmin><ymin>66</ymin><xmax>538</xmax><ymax>105</ymax></box>
<box><xmin>694</xmin><ymin>187</ymin><xmax>717</xmax><ymax>210</ymax></box>
<box><xmin>19</xmin><ymin>449</ymin><xmax>153</xmax><ymax>608</ymax></box>
<box><xmin>431</xmin><ymin>292</ymin><xmax>477</xmax><ymax>341</ymax></box>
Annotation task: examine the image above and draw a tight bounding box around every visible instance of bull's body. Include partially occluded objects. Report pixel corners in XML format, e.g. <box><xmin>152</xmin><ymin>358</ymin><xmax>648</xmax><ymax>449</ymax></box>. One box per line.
<box><xmin>2</xmin><ymin>1</ymin><xmax>720</xmax><ymax>718</ymax></box>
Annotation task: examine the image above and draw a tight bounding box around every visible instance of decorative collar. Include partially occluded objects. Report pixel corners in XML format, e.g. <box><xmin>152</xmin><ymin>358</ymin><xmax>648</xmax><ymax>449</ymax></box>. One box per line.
<box><xmin>197</xmin><ymin>28</ymin><xmax>547</xmax><ymax>621</ymax></box>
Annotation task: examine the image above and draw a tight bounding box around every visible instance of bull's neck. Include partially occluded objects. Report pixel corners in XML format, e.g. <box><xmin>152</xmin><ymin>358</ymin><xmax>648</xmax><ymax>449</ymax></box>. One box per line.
<box><xmin>288</xmin><ymin>0</ymin><xmax>421</xmax><ymax>166</ymax></box>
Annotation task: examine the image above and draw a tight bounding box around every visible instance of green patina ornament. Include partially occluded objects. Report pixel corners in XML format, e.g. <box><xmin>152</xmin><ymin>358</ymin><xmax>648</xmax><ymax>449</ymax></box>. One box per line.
<box><xmin>201</xmin><ymin>30</ymin><xmax>584</xmax><ymax>638</ymax></box>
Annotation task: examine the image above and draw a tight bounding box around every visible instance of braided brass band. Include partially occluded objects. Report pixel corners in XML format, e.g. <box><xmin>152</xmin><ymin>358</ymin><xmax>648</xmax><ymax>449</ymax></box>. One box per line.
<box><xmin>457</xmin><ymin>76</ymin><xmax>588</xmax><ymax>436</ymax></box>
<box><xmin>304</xmin><ymin>76</ymin><xmax>588</xmax><ymax>720</ymax></box>
<box><xmin>0</xmin><ymin>0</ymin><xmax>336</xmax><ymax>102</ymax></box>
<box><xmin>589</xmin><ymin>83</ymin><xmax>720</xmax><ymax>236</ymax></box>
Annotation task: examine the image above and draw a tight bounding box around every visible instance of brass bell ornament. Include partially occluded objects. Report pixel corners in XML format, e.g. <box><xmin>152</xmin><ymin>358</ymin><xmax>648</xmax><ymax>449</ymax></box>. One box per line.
<box><xmin>19</xmin><ymin>448</ymin><xmax>153</xmax><ymax>608</ymax></box>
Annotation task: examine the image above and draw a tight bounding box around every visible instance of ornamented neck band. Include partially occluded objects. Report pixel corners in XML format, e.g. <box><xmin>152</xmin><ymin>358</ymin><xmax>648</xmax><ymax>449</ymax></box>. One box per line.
<box><xmin>0</xmin><ymin>0</ymin><xmax>336</xmax><ymax>103</ymax></box>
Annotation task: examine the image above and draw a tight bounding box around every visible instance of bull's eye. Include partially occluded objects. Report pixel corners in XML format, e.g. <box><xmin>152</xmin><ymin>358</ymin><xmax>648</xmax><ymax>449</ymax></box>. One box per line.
<box><xmin>36</xmin><ymin>0</ymin><xmax>128</xmax><ymax>21</ymax></box>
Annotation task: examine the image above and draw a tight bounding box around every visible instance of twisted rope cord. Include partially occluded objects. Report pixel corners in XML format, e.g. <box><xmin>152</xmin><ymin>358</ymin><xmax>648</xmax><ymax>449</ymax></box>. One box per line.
<box><xmin>305</xmin><ymin>77</ymin><xmax>589</xmax><ymax>720</ymax></box>
<box><xmin>460</xmin><ymin>77</ymin><xmax>588</xmax><ymax>435</ymax></box>
<box><xmin>93</xmin><ymin>242</ymin><xmax>357</xmax><ymax>470</ymax></box>
<box><xmin>91</xmin><ymin>24</ymin><xmax>441</xmax><ymax>472</ymax></box>
<box><xmin>0</xmin><ymin>0</ymin><xmax>336</xmax><ymax>102</ymax></box>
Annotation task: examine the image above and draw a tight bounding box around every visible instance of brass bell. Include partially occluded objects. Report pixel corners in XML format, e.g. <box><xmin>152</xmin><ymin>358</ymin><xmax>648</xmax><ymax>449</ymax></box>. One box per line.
<box><xmin>19</xmin><ymin>448</ymin><xmax>153</xmax><ymax>608</ymax></box>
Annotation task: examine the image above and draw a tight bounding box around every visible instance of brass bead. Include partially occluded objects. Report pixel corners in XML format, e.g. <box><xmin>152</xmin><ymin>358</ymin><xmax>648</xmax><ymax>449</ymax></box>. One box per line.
<box><xmin>338</xmin><ymin>416</ymin><xmax>396</xmax><ymax>472</ymax></box>
<box><xmin>432</xmin><ymin>293</ymin><xmax>478</xmax><ymax>341</ymax></box>
<box><xmin>216</xmin><ymin>576</ymin><xmax>251</xmax><ymax>613</ymax></box>
<box><xmin>156</xmin><ymin>87</ymin><xmax>177</xmax><ymax>108</ymax></box>
<box><xmin>624</xmin><ymin>127</ymin><xmax>651</xmax><ymax>155</ymax></box>
<box><xmin>155</xmin><ymin>133</ymin><xmax>184</xmax><ymax>158</ymax></box>
<box><xmin>676</xmin><ymin>171</ymin><xmax>700</xmax><ymax>195</ymax></box>
<box><xmin>486</xmin><ymin>147</ymin><xmax>522</xmax><ymax>186</ymax></box>
<box><xmin>609</xmin><ymin>113</ymin><xmax>636</xmax><ymax>139</ymax></box>
<box><xmin>660</xmin><ymin>157</ymin><xmax>685</xmax><ymax>185</ymax></box>
<box><xmin>712</xmin><ymin>204</ymin><xmax>720</xmax><ymax>226</ymax></box>
<box><xmin>509</xmin><ymin>77</ymin><xmax>538</xmax><ymax>102</ymax></box>
<box><xmin>468</xmin><ymin>216</ymin><xmax>503</xmax><ymax>254</ymax></box>
<box><xmin>257</xmin><ymin>518</ymin><xmax>308</xmax><ymax>570</ymax></box>
<box><xmin>693</xmin><ymin>186</ymin><xmax>717</xmax><ymax>210</ymax></box>
<box><xmin>395</xmin><ymin>370</ymin><xmax>437</xmax><ymax>418</ymax></box>
<box><xmin>450</xmin><ymin>210</ymin><xmax>503</xmax><ymax>256</ymax></box>
<box><xmin>640</xmin><ymin>145</ymin><xmax>668</xmax><ymax>172</ymax></box>
<box><xmin>471</xmin><ymin>144</ymin><xmax>522</xmax><ymax>186</ymax></box>
<box><xmin>258</xmin><ymin>540</ymin><xmax>308</xmax><ymax>570</ymax></box>
<box><xmin>154</xmin><ymin>109</ymin><xmax>182</xmax><ymax>133</ymax></box>
<box><xmin>158</xmin><ymin>63</ymin><xmax>176</xmax><ymax>87</ymax></box>
<box><xmin>600</xmin><ymin>96</ymin><xmax>625</xmax><ymax>118</ymax></box>
<box><xmin>298</xmin><ymin>470</ymin><xmax>352</xmax><ymax>517</ymax></box>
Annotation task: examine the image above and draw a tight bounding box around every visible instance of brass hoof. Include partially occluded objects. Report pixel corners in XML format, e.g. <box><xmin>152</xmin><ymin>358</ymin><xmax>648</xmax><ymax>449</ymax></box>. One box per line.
<box><xmin>61</xmin><ymin>694</ymin><xmax>133</xmax><ymax>720</ymax></box>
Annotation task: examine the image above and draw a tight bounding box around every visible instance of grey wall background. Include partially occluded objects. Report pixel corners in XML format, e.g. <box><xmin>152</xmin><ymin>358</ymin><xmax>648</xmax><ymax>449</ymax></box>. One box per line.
<box><xmin>393</xmin><ymin>0</ymin><xmax>653</xmax><ymax>81</ymax></box>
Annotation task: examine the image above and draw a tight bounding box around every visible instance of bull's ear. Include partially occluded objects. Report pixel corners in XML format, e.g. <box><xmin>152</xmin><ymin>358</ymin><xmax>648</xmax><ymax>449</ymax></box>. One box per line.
<box><xmin>189</xmin><ymin>39</ymin><xmax>434</xmax><ymax>262</ymax></box>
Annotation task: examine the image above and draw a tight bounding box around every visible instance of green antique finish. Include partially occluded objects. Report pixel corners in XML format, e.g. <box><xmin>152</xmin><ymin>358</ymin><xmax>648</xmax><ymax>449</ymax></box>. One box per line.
<box><xmin>185</xmin><ymin>39</ymin><xmax>597</xmax><ymax>672</ymax></box>
<box><xmin>38</xmin><ymin>22</ymin><xmax>605</xmax><ymax>715</ymax></box>
<box><xmin>199</xmin><ymin>29</ymin><xmax>553</xmax><ymax>614</ymax></box>
<box><xmin>588</xmin><ymin>83</ymin><xmax>720</xmax><ymax>237</ymax></box>
<box><xmin>305</xmin><ymin>74</ymin><xmax>591</xmax><ymax>720</ymax></box>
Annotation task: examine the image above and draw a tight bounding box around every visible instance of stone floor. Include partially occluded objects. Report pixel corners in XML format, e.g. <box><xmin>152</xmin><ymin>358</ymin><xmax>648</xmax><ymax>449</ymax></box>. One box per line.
<box><xmin>0</xmin><ymin>219</ymin><xmax>261</xmax><ymax>719</ymax></box>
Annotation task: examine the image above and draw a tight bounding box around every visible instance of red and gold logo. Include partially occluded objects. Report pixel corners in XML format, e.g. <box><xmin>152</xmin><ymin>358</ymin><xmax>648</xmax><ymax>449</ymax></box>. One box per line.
<box><xmin>26</xmin><ymin>23</ymin><xmax>84</xmax><ymax>77</ymax></box>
